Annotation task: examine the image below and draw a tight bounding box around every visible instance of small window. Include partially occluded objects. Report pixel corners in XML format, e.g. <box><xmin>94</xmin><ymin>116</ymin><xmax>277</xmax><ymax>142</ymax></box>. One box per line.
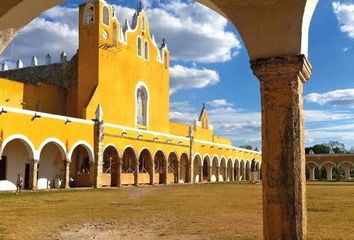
<box><xmin>103</xmin><ymin>6</ymin><xmax>110</xmax><ymax>26</ymax></box>
<box><xmin>83</xmin><ymin>4</ymin><xmax>95</xmax><ymax>24</ymax></box>
<box><xmin>137</xmin><ymin>37</ymin><xmax>142</xmax><ymax>57</ymax></box>
<box><xmin>142</xmin><ymin>16</ymin><xmax>146</xmax><ymax>32</ymax></box>
<box><xmin>144</xmin><ymin>41</ymin><xmax>149</xmax><ymax>60</ymax></box>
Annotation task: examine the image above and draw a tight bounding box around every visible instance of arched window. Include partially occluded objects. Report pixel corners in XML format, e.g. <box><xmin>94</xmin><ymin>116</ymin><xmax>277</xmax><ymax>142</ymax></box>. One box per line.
<box><xmin>144</xmin><ymin>41</ymin><xmax>149</xmax><ymax>60</ymax></box>
<box><xmin>137</xmin><ymin>37</ymin><xmax>142</xmax><ymax>57</ymax></box>
<box><xmin>102</xmin><ymin>6</ymin><xmax>110</xmax><ymax>26</ymax></box>
<box><xmin>83</xmin><ymin>4</ymin><xmax>95</xmax><ymax>25</ymax></box>
<box><xmin>136</xmin><ymin>85</ymin><xmax>148</xmax><ymax>127</ymax></box>
<box><xmin>142</xmin><ymin>16</ymin><xmax>146</xmax><ymax>31</ymax></box>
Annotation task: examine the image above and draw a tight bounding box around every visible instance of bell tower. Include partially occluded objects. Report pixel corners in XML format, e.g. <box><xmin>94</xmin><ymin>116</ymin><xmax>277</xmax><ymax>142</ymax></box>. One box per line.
<box><xmin>77</xmin><ymin>0</ymin><xmax>118</xmax><ymax>118</ymax></box>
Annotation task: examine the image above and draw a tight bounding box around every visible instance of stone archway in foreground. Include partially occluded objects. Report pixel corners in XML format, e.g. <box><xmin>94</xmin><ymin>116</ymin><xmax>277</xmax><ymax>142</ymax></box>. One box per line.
<box><xmin>0</xmin><ymin>0</ymin><xmax>320</xmax><ymax>238</ymax></box>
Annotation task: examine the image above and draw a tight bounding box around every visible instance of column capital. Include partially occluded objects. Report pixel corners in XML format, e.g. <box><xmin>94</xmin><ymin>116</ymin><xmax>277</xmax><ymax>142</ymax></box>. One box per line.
<box><xmin>33</xmin><ymin>159</ymin><xmax>39</xmax><ymax>163</ymax></box>
<box><xmin>250</xmin><ymin>54</ymin><xmax>312</xmax><ymax>83</ymax></box>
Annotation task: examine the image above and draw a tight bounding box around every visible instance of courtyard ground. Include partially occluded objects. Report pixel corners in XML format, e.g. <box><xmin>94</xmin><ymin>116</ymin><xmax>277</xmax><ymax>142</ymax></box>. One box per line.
<box><xmin>0</xmin><ymin>182</ymin><xmax>353</xmax><ymax>240</ymax></box>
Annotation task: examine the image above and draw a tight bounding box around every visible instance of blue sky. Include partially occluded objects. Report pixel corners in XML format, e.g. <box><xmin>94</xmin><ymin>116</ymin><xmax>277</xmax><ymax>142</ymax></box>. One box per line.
<box><xmin>1</xmin><ymin>0</ymin><xmax>354</xmax><ymax>149</ymax></box>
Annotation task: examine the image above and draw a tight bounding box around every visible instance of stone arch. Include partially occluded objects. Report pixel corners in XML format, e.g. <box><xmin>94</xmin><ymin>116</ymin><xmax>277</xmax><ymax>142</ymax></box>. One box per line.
<box><xmin>320</xmin><ymin>161</ymin><xmax>336</xmax><ymax>181</ymax></box>
<box><xmin>240</xmin><ymin>159</ymin><xmax>245</xmax><ymax>181</ymax></box>
<box><xmin>179</xmin><ymin>153</ymin><xmax>189</xmax><ymax>183</ymax></box>
<box><xmin>202</xmin><ymin>155</ymin><xmax>211</xmax><ymax>182</ymax></box>
<box><xmin>219</xmin><ymin>158</ymin><xmax>227</xmax><ymax>182</ymax></box>
<box><xmin>1</xmin><ymin>134</ymin><xmax>35</xmax><ymax>160</ymax></box>
<box><xmin>154</xmin><ymin>150</ymin><xmax>167</xmax><ymax>184</ymax></box>
<box><xmin>68</xmin><ymin>141</ymin><xmax>94</xmax><ymax>163</ymax></box>
<box><xmin>338</xmin><ymin>161</ymin><xmax>354</xmax><ymax>181</ymax></box>
<box><xmin>234</xmin><ymin>159</ymin><xmax>240</xmax><ymax>181</ymax></box>
<box><xmin>38</xmin><ymin>138</ymin><xmax>66</xmax><ymax>160</ymax></box>
<box><xmin>139</xmin><ymin>148</ymin><xmax>153</xmax><ymax>185</ymax></box>
<box><xmin>193</xmin><ymin>154</ymin><xmax>202</xmax><ymax>183</ymax></box>
<box><xmin>168</xmin><ymin>152</ymin><xmax>179</xmax><ymax>184</ymax></box>
<box><xmin>245</xmin><ymin>160</ymin><xmax>251</xmax><ymax>181</ymax></box>
<box><xmin>37</xmin><ymin>139</ymin><xmax>67</xmax><ymax>189</ymax></box>
<box><xmin>122</xmin><ymin>146</ymin><xmax>138</xmax><ymax>185</ymax></box>
<box><xmin>69</xmin><ymin>142</ymin><xmax>95</xmax><ymax>188</ymax></box>
<box><xmin>0</xmin><ymin>135</ymin><xmax>36</xmax><ymax>190</ymax></box>
<box><xmin>211</xmin><ymin>156</ymin><xmax>219</xmax><ymax>182</ymax></box>
<box><xmin>306</xmin><ymin>161</ymin><xmax>319</xmax><ymax>181</ymax></box>
<box><xmin>103</xmin><ymin>145</ymin><xmax>120</xmax><ymax>187</ymax></box>
<box><xmin>227</xmin><ymin>159</ymin><xmax>233</xmax><ymax>181</ymax></box>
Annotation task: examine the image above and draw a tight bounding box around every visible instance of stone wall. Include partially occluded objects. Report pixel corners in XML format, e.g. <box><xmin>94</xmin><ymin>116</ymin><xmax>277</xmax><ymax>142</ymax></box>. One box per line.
<box><xmin>0</xmin><ymin>55</ymin><xmax>77</xmax><ymax>88</ymax></box>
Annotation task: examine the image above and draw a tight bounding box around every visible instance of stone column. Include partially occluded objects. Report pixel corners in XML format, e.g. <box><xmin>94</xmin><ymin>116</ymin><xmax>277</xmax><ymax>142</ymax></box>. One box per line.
<box><xmin>117</xmin><ymin>157</ymin><xmax>122</xmax><ymax>187</ymax></box>
<box><xmin>150</xmin><ymin>160</ymin><xmax>154</xmax><ymax>185</ymax></box>
<box><xmin>209</xmin><ymin>166</ymin><xmax>212</xmax><ymax>182</ymax></box>
<box><xmin>216</xmin><ymin>167</ymin><xmax>220</xmax><ymax>182</ymax></box>
<box><xmin>190</xmin><ymin>160</ymin><xmax>194</xmax><ymax>184</ymax></box>
<box><xmin>164</xmin><ymin>161</ymin><xmax>168</xmax><ymax>184</ymax></box>
<box><xmin>230</xmin><ymin>167</ymin><xmax>234</xmax><ymax>182</ymax></box>
<box><xmin>134</xmin><ymin>159</ymin><xmax>139</xmax><ymax>186</ymax></box>
<box><xmin>344</xmin><ymin>167</ymin><xmax>351</xmax><ymax>181</ymax></box>
<box><xmin>200</xmin><ymin>166</ymin><xmax>203</xmax><ymax>183</ymax></box>
<box><xmin>251</xmin><ymin>55</ymin><xmax>312</xmax><ymax>240</ymax></box>
<box><xmin>308</xmin><ymin>167</ymin><xmax>315</xmax><ymax>181</ymax></box>
<box><xmin>94</xmin><ymin>104</ymin><xmax>104</xmax><ymax>188</ymax></box>
<box><xmin>63</xmin><ymin>159</ymin><xmax>70</xmax><ymax>188</ymax></box>
<box><xmin>31</xmin><ymin>159</ymin><xmax>39</xmax><ymax>190</ymax></box>
<box><xmin>236</xmin><ymin>168</ymin><xmax>240</xmax><ymax>182</ymax></box>
<box><xmin>325</xmin><ymin>166</ymin><xmax>333</xmax><ymax>180</ymax></box>
<box><xmin>177</xmin><ymin>163</ymin><xmax>181</xmax><ymax>183</ymax></box>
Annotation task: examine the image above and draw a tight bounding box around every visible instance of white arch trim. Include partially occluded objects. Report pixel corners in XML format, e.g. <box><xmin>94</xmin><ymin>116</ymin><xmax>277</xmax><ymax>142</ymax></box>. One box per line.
<box><xmin>37</xmin><ymin>137</ymin><xmax>67</xmax><ymax>161</ymax></box>
<box><xmin>67</xmin><ymin>140</ymin><xmax>94</xmax><ymax>163</ymax></box>
<box><xmin>305</xmin><ymin>161</ymin><xmax>320</xmax><ymax>168</ymax></box>
<box><xmin>122</xmin><ymin>145</ymin><xmax>138</xmax><ymax>158</ymax></box>
<box><xmin>168</xmin><ymin>151</ymin><xmax>179</xmax><ymax>161</ymax></box>
<box><xmin>320</xmin><ymin>161</ymin><xmax>336</xmax><ymax>168</ymax></box>
<box><xmin>154</xmin><ymin>149</ymin><xmax>167</xmax><ymax>159</ymax></box>
<box><xmin>192</xmin><ymin>152</ymin><xmax>202</xmax><ymax>162</ymax></box>
<box><xmin>338</xmin><ymin>161</ymin><xmax>354</xmax><ymax>168</ymax></box>
<box><xmin>1</xmin><ymin>134</ymin><xmax>36</xmax><ymax>159</ymax></box>
<box><xmin>138</xmin><ymin>147</ymin><xmax>153</xmax><ymax>158</ymax></box>
<box><xmin>103</xmin><ymin>144</ymin><xmax>121</xmax><ymax>157</ymax></box>
<box><xmin>234</xmin><ymin>158</ymin><xmax>240</xmax><ymax>167</ymax></box>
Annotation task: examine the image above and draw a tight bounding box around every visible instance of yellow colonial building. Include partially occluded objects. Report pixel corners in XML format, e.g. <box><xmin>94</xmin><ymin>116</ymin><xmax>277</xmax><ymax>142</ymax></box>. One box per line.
<box><xmin>0</xmin><ymin>0</ymin><xmax>261</xmax><ymax>191</ymax></box>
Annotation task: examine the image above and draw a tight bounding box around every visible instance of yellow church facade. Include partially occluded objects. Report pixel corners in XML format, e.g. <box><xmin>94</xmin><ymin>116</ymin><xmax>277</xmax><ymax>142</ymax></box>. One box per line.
<box><xmin>0</xmin><ymin>0</ymin><xmax>261</xmax><ymax>191</ymax></box>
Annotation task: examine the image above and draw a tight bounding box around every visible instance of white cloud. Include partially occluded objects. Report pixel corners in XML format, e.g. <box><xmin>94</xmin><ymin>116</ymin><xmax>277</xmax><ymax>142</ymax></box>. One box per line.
<box><xmin>169</xmin><ymin>65</ymin><xmax>219</xmax><ymax>94</ymax></box>
<box><xmin>332</xmin><ymin>2</ymin><xmax>354</xmax><ymax>39</ymax></box>
<box><xmin>0</xmin><ymin>0</ymin><xmax>241</xmax><ymax>66</ymax></box>
<box><xmin>206</xmin><ymin>99</ymin><xmax>233</xmax><ymax>108</ymax></box>
<box><xmin>170</xmin><ymin>100</ymin><xmax>261</xmax><ymax>147</ymax></box>
<box><xmin>305</xmin><ymin>89</ymin><xmax>354</xmax><ymax>108</ymax></box>
<box><xmin>0</xmin><ymin>6</ymin><xmax>78</xmax><ymax>66</ymax></box>
<box><xmin>145</xmin><ymin>0</ymin><xmax>241</xmax><ymax>63</ymax></box>
<box><xmin>170</xmin><ymin>100</ymin><xmax>354</xmax><ymax>148</ymax></box>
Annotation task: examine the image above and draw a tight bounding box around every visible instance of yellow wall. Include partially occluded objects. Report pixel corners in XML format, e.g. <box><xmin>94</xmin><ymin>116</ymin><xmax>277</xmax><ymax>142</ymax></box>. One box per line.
<box><xmin>0</xmin><ymin>77</ymin><xmax>65</xmax><ymax>115</ymax></box>
<box><xmin>79</xmin><ymin>2</ymin><xmax>170</xmax><ymax>134</ymax></box>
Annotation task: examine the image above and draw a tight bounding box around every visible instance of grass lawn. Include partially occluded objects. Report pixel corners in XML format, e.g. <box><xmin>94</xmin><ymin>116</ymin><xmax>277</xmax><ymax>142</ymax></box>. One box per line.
<box><xmin>0</xmin><ymin>182</ymin><xmax>353</xmax><ymax>240</ymax></box>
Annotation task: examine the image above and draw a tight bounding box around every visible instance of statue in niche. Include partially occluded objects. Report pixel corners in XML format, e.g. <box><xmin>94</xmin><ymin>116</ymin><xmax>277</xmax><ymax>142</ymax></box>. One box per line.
<box><xmin>137</xmin><ymin>87</ymin><xmax>146</xmax><ymax>126</ymax></box>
